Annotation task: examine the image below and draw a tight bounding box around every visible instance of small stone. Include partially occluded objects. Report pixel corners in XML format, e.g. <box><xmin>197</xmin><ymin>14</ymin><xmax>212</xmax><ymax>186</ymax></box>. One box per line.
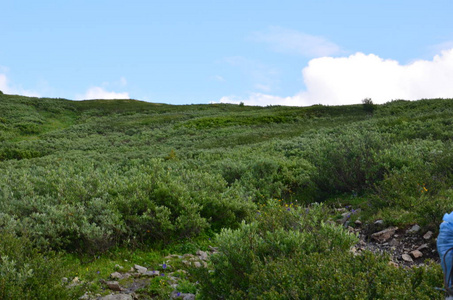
<box><xmin>410</xmin><ymin>250</ymin><xmax>423</xmax><ymax>259</ymax></box>
<box><xmin>423</xmin><ymin>231</ymin><xmax>433</xmax><ymax>240</ymax></box>
<box><xmin>171</xmin><ymin>292</ymin><xmax>196</xmax><ymax>299</ymax></box>
<box><xmin>134</xmin><ymin>264</ymin><xmax>147</xmax><ymax>274</ymax></box>
<box><xmin>193</xmin><ymin>261</ymin><xmax>202</xmax><ymax>268</ymax></box>
<box><xmin>389</xmin><ymin>239</ymin><xmax>399</xmax><ymax>247</ymax></box>
<box><xmin>371</xmin><ymin>227</ymin><xmax>398</xmax><ymax>243</ymax></box>
<box><xmin>354</xmin><ymin>220</ymin><xmax>362</xmax><ymax>226</ymax></box>
<box><xmin>100</xmin><ymin>294</ymin><xmax>133</xmax><ymax>300</ymax></box>
<box><xmin>106</xmin><ymin>281</ymin><xmax>122</xmax><ymax>291</ymax></box>
<box><xmin>402</xmin><ymin>254</ymin><xmax>413</xmax><ymax>262</ymax></box>
<box><xmin>407</xmin><ymin>224</ymin><xmax>421</xmax><ymax>233</ymax></box>
<box><xmin>374</xmin><ymin>219</ymin><xmax>384</xmax><ymax>226</ymax></box>
<box><xmin>417</xmin><ymin>244</ymin><xmax>429</xmax><ymax>251</ymax></box>
<box><xmin>143</xmin><ymin>270</ymin><xmax>160</xmax><ymax>277</ymax></box>
<box><xmin>110</xmin><ymin>272</ymin><xmax>123</xmax><ymax>280</ymax></box>
<box><xmin>197</xmin><ymin>250</ymin><xmax>209</xmax><ymax>261</ymax></box>
<box><xmin>62</xmin><ymin>277</ymin><xmax>68</xmax><ymax>283</ymax></box>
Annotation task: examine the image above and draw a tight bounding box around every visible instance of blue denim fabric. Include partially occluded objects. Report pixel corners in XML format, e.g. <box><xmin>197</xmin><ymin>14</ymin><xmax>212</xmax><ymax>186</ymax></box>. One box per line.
<box><xmin>438</xmin><ymin>213</ymin><xmax>453</xmax><ymax>287</ymax></box>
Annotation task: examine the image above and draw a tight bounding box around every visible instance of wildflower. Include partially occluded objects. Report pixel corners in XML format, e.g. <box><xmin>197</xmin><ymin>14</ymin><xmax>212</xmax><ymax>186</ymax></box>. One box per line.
<box><xmin>162</xmin><ymin>263</ymin><xmax>167</xmax><ymax>269</ymax></box>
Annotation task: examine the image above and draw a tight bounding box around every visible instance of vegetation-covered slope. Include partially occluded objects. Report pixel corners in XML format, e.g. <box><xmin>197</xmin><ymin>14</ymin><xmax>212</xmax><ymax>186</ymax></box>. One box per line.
<box><xmin>1</xmin><ymin>93</ymin><xmax>452</xmax><ymax>299</ymax></box>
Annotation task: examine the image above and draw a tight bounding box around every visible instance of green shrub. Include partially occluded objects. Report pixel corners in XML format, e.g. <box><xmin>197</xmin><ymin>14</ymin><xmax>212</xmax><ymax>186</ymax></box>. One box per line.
<box><xmin>193</xmin><ymin>201</ymin><xmax>443</xmax><ymax>299</ymax></box>
<box><xmin>0</xmin><ymin>232</ymin><xmax>80</xmax><ymax>299</ymax></box>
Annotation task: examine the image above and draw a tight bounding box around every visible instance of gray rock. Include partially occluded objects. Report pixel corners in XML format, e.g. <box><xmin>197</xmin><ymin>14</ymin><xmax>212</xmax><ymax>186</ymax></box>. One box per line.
<box><xmin>410</xmin><ymin>250</ymin><xmax>423</xmax><ymax>258</ymax></box>
<box><xmin>79</xmin><ymin>293</ymin><xmax>91</xmax><ymax>300</ymax></box>
<box><xmin>170</xmin><ymin>291</ymin><xmax>196</xmax><ymax>300</ymax></box>
<box><xmin>143</xmin><ymin>270</ymin><xmax>160</xmax><ymax>277</ymax></box>
<box><xmin>374</xmin><ymin>219</ymin><xmax>384</xmax><ymax>226</ymax></box>
<box><xmin>110</xmin><ymin>272</ymin><xmax>123</xmax><ymax>280</ymax></box>
<box><xmin>100</xmin><ymin>294</ymin><xmax>133</xmax><ymax>300</ymax></box>
<box><xmin>417</xmin><ymin>244</ymin><xmax>429</xmax><ymax>251</ymax></box>
<box><xmin>389</xmin><ymin>239</ymin><xmax>399</xmax><ymax>247</ymax></box>
<box><xmin>134</xmin><ymin>264</ymin><xmax>147</xmax><ymax>274</ymax></box>
<box><xmin>197</xmin><ymin>250</ymin><xmax>208</xmax><ymax>261</ymax></box>
<box><xmin>106</xmin><ymin>281</ymin><xmax>122</xmax><ymax>291</ymax></box>
<box><xmin>402</xmin><ymin>254</ymin><xmax>413</xmax><ymax>262</ymax></box>
<box><xmin>423</xmin><ymin>231</ymin><xmax>433</xmax><ymax>240</ymax></box>
<box><xmin>371</xmin><ymin>227</ymin><xmax>398</xmax><ymax>243</ymax></box>
<box><xmin>407</xmin><ymin>224</ymin><xmax>421</xmax><ymax>233</ymax></box>
<box><xmin>193</xmin><ymin>261</ymin><xmax>202</xmax><ymax>268</ymax></box>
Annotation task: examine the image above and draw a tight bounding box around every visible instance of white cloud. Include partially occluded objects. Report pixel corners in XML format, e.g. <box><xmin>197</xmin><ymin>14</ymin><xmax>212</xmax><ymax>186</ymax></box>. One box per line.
<box><xmin>219</xmin><ymin>49</ymin><xmax>453</xmax><ymax>107</ymax></box>
<box><xmin>0</xmin><ymin>72</ymin><xmax>41</xmax><ymax>97</ymax></box>
<box><xmin>76</xmin><ymin>86</ymin><xmax>130</xmax><ymax>100</ymax></box>
<box><xmin>250</xmin><ymin>26</ymin><xmax>342</xmax><ymax>57</ymax></box>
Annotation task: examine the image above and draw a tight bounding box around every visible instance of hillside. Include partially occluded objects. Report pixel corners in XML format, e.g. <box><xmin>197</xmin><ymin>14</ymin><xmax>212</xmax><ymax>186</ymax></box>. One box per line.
<box><xmin>1</xmin><ymin>92</ymin><xmax>452</xmax><ymax>299</ymax></box>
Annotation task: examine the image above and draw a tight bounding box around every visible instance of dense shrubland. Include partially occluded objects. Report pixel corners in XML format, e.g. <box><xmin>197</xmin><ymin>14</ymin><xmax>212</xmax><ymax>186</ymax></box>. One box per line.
<box><xmin>1</xmin><ymin>93</ymin><xmax>452</xmax><ymax>298</ymax></box>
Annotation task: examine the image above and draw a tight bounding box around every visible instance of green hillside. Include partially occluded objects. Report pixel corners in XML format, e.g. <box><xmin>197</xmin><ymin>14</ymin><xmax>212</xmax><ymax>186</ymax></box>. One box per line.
<box><xmin>1</xmin><ymin>92</ymin><xmax>452</xmax><ymax>299</ymax></box>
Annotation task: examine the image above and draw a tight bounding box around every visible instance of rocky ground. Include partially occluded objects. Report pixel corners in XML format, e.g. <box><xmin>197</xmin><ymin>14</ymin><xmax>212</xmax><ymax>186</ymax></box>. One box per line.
<box><xmin>75</xmin><ymin>248</ymin><xmax>217</xmax><ymax>300</ymax></box>
<box><xmin>74</xmin><ymin>211</ymin><xmax>441</xmax><ymax>299</ymax></box>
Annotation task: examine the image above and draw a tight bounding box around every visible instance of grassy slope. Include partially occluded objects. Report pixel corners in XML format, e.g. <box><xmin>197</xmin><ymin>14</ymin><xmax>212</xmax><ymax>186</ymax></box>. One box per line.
<box><xmin>1</xmin><ymin>93</ymin><xmax>453</xmax><ymax>298</ymax></box>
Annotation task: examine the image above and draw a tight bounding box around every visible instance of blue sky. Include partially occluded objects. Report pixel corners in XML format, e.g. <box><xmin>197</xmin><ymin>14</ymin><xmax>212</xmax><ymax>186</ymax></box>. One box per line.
<box><xmin>2</xmin><ymin>0</ymin><xmax>453</xmax><ymax>105</ymax></box>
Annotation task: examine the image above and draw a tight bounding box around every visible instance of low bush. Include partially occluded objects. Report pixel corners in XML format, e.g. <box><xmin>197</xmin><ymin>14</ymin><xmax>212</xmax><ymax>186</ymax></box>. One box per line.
<box><xmin>0</xmin><ymin>232</ymin><xmax>80</xmax><ymax>299</ymax></box>
<box><xmin>193</xmin><ymin>201</ymin><xmax>443</xmax><ymax>299</ymax></box>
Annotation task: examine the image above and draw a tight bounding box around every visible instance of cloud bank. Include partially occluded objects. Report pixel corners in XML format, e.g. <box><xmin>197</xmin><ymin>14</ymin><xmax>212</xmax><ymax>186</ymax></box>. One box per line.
<box><xmin>76</xmin><ymin>86</ymin><xmax>130</xmax><ymax>100</ymax></box>
<box><xmin>219</xmin><ymin>49</ymin><xmax>453</xmax><ymax>106</ymax></box>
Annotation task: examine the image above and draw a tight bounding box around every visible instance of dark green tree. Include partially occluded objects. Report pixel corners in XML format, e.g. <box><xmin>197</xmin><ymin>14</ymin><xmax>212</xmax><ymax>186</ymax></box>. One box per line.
<box><xmin>362</xmin><ymin>97</ymin><xmax>375</xmax><ymax>114</ymax></box>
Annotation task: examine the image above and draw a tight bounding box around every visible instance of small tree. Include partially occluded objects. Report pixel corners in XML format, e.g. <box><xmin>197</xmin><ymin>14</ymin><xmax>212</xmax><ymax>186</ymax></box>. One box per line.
<box><xmin>362</xmin><ymin>98</ymin><xmax>375</xmax><ymax>114</ymax></box>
